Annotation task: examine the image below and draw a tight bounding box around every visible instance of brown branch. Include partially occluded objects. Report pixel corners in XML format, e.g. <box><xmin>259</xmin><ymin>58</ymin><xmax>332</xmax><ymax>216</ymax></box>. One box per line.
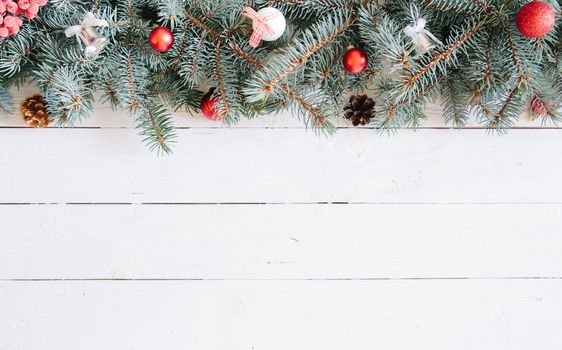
<box><xmin>215</xmin><ymin>44</ymin><xmax>231</xmax><ymax>118</ymax></box>
<box><xmin>183</xmin><ymin>9</ymin><xmax>263</xmax><ymax>69</ymax></box>
<box><xmin>267</xmin><ymin>0</ymin><xmax>376</xmax><ymax>9</ymax></box>
<box><xmin>448</xmin><ymin>77</ymin><xmax>461</xmax><ymax>122</ymax></box>
<box><xmin>404</xmin><ymin>20</ymin><xmax>485</xmax><ymax>89</ymax></box>
<box><xmin>262</xmin><ymin>15</ymin><xmax>356</xmax><ymax>93</ymax></box>
<box><xmin>280</xmin><ymin>83</ymin><xmax>326</xmax><ymax>127</ymax></box>
<box><xmin>504</xmin><ymin>25</ymin><xmax>527</xmax><ymax>84</ymax></box>
<box><xmin>458</xmin><ymin>75</ymin><xmax>493</xmax><ymax>119</ymax></box>
<box><xmin>188</xmin><ymin>36</ymin><xmax>205</xmax><ymax>80</ymax></box>
<box><xmin>482</xmin><ymin>30</ymin><xmax>493</xmax><ymax>90</ymax></box>
<box><xmin>471</xmin><ymin>0</ymin><xmax>494</xmax><ymax>13</ymax></box>
<box><xmin>183</xmin><ymin>9</ymin><xmax>220</xmax><ymax>41</ymax></box>
<box><xmin>126</xmin><ymin>52</ymin><xmax>140</xmax><ymax>113</ymax></box>
<box><xmin>145</xmin><ymin>107</ymin><xmax>166</xmax><ymax>147</ymax></box>
<box><xmin>493</xmin><ymin>86</ymin><xmax>519</xmax><ymax>125</ymax></box>
<box><xmin>229</xmin><ymin>41</ymin><xmax>264</xmax><ymax>70</ymax></box>
<box><xmin>420</xmin><ymin>0</ymin><xmax>493</xmax><ymax>13</ymax></box>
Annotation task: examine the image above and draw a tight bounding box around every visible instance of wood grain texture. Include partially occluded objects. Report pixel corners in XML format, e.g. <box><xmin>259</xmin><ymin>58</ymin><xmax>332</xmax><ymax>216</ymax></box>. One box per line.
<box><xmin>1</xmin><ymin>280</ymin><xmax>561</xmax><ymax>350</ymax></box>
<box><xmin>1</xmin><ymin>204</ymin><xmax>561</xmax><ymax>280</ymax></box>
<box><xmin>2</xmin><ymin>84</ymin><xmax>562</xmax><ymax>349</ymax></box>
<box><xmin>1</xmin><ymin>128</ymin><xmax>562</xmax><ymax>203</ymax></box>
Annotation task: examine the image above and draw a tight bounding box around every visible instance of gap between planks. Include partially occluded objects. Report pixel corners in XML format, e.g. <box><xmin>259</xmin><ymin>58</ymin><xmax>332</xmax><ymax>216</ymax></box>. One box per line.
<box><xmin>3</xmin><ymin>277</ymin><xmax>562</xmax><ymax>282</ymax></box>
<box><xmin>3</xmin><ymin>202</ymin><xmax>562</xmax><ymax>205</ymax></box>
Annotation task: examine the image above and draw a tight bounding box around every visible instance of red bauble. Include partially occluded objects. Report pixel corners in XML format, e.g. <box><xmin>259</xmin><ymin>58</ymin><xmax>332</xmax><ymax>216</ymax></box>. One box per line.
<box><xmin>201</xmin><ymin>90</ymin><xmax>222</xmax><ymax>121</ymax></box>
<box><xmin>149</xmin><ymin>27</ymin><xmax>174</xmax><ymax>52</ymax></box>
<box><xmin>531</xmin><ymin>96</ymin><xmax>547</xmax><ymax>114</ymax></box>
<box><xmin>516</xmin><ymin>1</ymin><xmax>556</xmax><ymax>38</ymax></box>
<box><xmin>343</xmin><ymin>47</ymin><xmax>368</xmax><ymax>74</ymax></box>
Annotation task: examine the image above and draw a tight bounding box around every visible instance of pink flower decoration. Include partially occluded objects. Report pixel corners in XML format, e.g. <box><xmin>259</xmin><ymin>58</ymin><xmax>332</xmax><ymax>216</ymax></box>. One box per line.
<box><xmin>6</xmin><ymin>2</ymin><xmax>18</xmax><ymax>13</ymax></box>
<box><xmin>17</xmin><ymin>0</ymin><xmax>30</xmax><ymax>11</ymax></box>
<box><xmin>0</xmin><ymin>0</ymin><xmax>46</xmax><ymax>39</ymax></box>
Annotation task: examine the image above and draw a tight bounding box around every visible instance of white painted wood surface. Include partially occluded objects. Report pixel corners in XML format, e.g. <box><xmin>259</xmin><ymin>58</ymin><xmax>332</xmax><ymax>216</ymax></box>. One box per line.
<box><xmin>1</xmin><ymin>85</ymin><xmax>562</xmax><ymax>349</ymax></box>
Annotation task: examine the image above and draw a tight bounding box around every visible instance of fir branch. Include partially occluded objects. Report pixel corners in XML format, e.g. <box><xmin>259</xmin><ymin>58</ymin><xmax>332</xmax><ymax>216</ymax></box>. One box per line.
<box><xmin>39</xmin><ymin>66</ymin><xmax>94</xmax><ymax>125</ymax></box>
<box><xmin>214</xmin><ymin>43</ymin><xmax>232</xmax><ymax>119</ymax></box>
<box><xmin>491</xmin><ymin>85</ymin><xmax>519</xmax><ymax>128</ymax></box>
<box><xmin>126</xmin><ymin>52</ymin><xmax>141</xmax><ymax>113</ymax></box>
<box><xmin>0</xmin><ymin>87</ymin><xmax>14</xmax><ymax>117</ymax></box>
<box><xmin>246</xmin><ymin>13</ymin><xmax>355</xmax><ymax>102</ymax></box>
<box><xmin>136</xmin><ymin>103</ymin><xmax>176</xmax><ymax>155</ymax></box>
<box><xmin>280</xmin><ymin>83</ymin><xmax>328</xmax><ymax>128</ymax></box>
<box><xmin>183</xmin><ymin>35</ymin><xmax>206</xmax><ymax>84</ymax></box>
<box><xmin>183</xmin><ymin>8</ymin><xmax>263</xmax><ymax>69</ymax></box>
<box><xmin>404</xmin><ymin>20</ymin><xmax>486</xmax><ymax>89</ymax></box>
<box><xmin>503</xmin><ymin>24</ymin><xmax>526</xmax><ymax>84</ymax></box>
<box><xmin>266</xmin><ymin>0</ymin><xmax>375</xmax><ymax>10</ymax></box>
<box><xmin>482</xmin><ymin>30</ymin><xmax>493</xmax><ymax>90</ymax></box>
<box><xmin>458</xmin><ymin>74</ymin><xmax>493</xmax><ymax>120</ymax></box>
<box><xmin>419</xmin><ymin>0</ymin><xmax>493</xmax><ymax>14</ymax></box>
<box><xmin>265</xmin><ymin>16</ymin><xmax>354</xmax><ymax>88</ymax></box>
<box><xmin>183</xmin><ymin>9</ymin><xmax>220</xmax><ymax>41</ymax></box>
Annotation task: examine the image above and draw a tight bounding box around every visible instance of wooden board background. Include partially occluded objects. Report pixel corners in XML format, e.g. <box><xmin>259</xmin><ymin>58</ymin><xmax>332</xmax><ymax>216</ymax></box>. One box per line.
<box><xmin>1</xmin><ymin>85</ymin><xmax>561</xmax><ymax>349</ymax></box>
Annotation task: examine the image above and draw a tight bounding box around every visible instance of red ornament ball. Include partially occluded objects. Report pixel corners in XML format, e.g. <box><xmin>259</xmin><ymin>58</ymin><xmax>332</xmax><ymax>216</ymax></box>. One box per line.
<box><xmin>200</xmin><ymin>90</ymin><xmax>222</xmax><ymax>121</ymax></box>
<box><xmin>149</xmin><ymin>27</ymin><xmax>174</xmax><ymax>52</ymax></box>
<box><xmin>516</xmin><ymin>1</ymin><xmax>556</xmax><ymax>38</ymax></box>
<box><xmin>343</xmin><ymin>47</ymin><xmax>368</xmax><ymax>74</ymax></box>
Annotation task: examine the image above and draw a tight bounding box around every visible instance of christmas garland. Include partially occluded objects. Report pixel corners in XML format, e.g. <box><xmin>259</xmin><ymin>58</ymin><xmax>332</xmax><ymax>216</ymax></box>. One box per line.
<box><xmin>0</xmin><ymin>0</ymin><xmax>560</xmax><ymax>153</ymax></box>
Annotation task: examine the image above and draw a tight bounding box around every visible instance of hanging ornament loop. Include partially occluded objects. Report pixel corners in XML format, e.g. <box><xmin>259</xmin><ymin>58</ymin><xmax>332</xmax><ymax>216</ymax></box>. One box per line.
<box><xmin>404</xmin><ymin>8</ymin><xmax>443</xmax><ymax>55</ymax></box>
<box><xmin>65</xmin><ymin>12</ymin><xmax>109</xmax><ymax>54</ymax></box>
<box><xmin>243</xmin><ymin>7</ymin><xmax>280</xmax><ymax>48</ymax></box>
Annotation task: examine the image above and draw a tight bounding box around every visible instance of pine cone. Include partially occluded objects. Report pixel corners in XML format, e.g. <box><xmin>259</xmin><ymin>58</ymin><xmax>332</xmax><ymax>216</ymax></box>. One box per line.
<box><xmin>344</xmin><ymin>94</ymin><xmax>375</xmax><ymax>126</ymax></box>
<box><xmin>21</xmin><ymin>94</ymin><xmax>50</xmax><ymax>128</ymax></box>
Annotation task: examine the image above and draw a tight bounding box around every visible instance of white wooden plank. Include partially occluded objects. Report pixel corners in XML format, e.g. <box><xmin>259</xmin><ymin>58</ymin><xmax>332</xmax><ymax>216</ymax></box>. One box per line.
<box><xmin>1</xmin><ymin>280</ymin><xmax>561</xmax><ymax>349</ymax></box>
<box><xmin>1</xmin><ymin>204</ymin><xmax>561</xmax><ymax>280</ymax></box>
<box><xmin>2</xmin><ymin>85</ymin><xmax>547</xmax><ymax>128</ymax></box>
<box><xmin>1</xmin><ymin>129</ymin><xmax>562</xmax><ymax>203</ymax></box>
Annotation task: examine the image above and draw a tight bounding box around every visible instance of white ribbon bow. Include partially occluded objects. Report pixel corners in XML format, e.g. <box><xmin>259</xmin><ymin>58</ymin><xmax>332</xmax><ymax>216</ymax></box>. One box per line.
<box><xmin>65</xmin><ymin>12</ymin><xmax>109</xmax><ymax>45</ymax></box>
<box><xmin>404</xmin><ymin>18</ymin><xmax>443</xmax><ymax>53</ymax></box>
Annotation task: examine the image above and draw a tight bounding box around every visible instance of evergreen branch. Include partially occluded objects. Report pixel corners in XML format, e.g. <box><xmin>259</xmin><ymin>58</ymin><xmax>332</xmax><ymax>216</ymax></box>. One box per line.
<box><xmin>379</xmin><ymin>78</ymin><xmax>442</xmax><ymax>129</ymax></box>
<box><xmin>0</xmin><ymin>87</ymin><xmax>14</xmax><ymax>116</ymax></box>
<box><xmin>183</xmin><ymin>9</ymin><xmax>263</xmax><ymax>69</ymax></box>
<box><xmin>482</xmin><ymin>30</ymin><xmax>493</xmax><ymax>90</ymax></box>
<box><xmin>136</xmin><ymin>103</ymin><xmax>176</xmax><ymax>155</ymax></box>
<box><xmin>445</xmin><ymin>77</ymin><xmax>462</xmax><ymax>125</ymax></box>
<box><xmin>492</xmin><ymin>85</ymin><xmax>519</xmax><ymax>127</ymax></box>
<box><xmin>171</xmin><ymin>29</ymin><xmax>189</xmax><ymax>66</ymax></box>
<box><xmin>267</xmin><ymin>16</ymin><xmax>354</xmax><ymax>88</ymax></box>
<box><xmin>185</xmin><ymin>36</ymin><xmax>205</xmax><ymax>82</ymax></box>
<box><xmin>126</xmin><ymin>52</ymin><xmax>141</xmax><ymax>113</ymax></box>
<box><xmin>471</xmin><ymin>0</ymin><xmax>493</xmax><ymax>12</ymax></box>
<box><xmin>39</xmin><ymin>66</ymin><xmax>94</xmax><ymax>125</ymax></box>
<box><xmin>1</xmin><ymin>0</ymin><xmax>560</xmax><ymax>154</ymax></box>
<box><xmin>214</xmin><ymin>43</ymin><xmax>232</xmax><ymax>118</ymax></box>
<box><xmin>266</xmin><ymin>0</ymin><xmax>376</xmax><ymax>9</ymax></box>
<box><xmin>404</xmin><ymin>20</ymin><xmax>485</xmax><ymax>89</ymax></box>
<box><xmin>503</xmin><ymin>24</ymin><xmax>526</xmax><ymax>84</ymax></box>
<box><xmin>458</xmin><ymin>74</ymin><xmax>493</xmax><ymax>120</ymax></box>
<box><xmin>419</xmin><ymin>0</ymin><xmax>492</xmax><ymax>14</ymax></box>
<box><xmin>532</xmin><ymin>90</ymin><xmax>559</xmax><ymax>122</ymax></box>
<box><xmin>470</xmin><ymin>91</ymin><xmax>493</xmax><ymax>119</ymax></box>
<box><xmin>229</xmin><ymin>41</ymin><xmax>265</xmax><ymax>70</ymax></box>
<box><xmin>280</xmin><ymin>83</ymin><xmax>327</xmax><ymax>128</ymax></box>
<box><xmin>183</xmin><ymin>9</ymin><xmax>220</xmax><ymax>41</ymax></box>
